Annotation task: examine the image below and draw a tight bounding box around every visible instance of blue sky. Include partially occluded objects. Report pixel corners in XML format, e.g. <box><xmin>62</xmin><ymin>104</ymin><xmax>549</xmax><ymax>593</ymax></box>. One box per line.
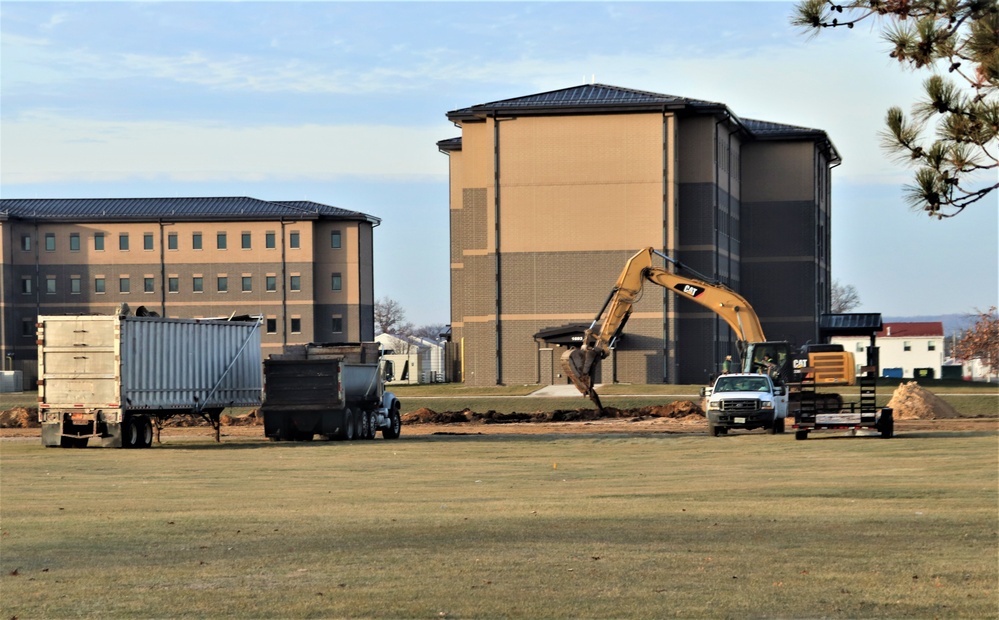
<box><xmin>2</xmin><ymin>1</ymin><xmax>996</xmax><ymax>327</ymax></box>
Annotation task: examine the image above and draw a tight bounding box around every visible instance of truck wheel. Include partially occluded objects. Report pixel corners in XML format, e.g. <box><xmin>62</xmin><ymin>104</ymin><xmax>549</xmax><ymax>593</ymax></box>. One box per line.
<box><xmin>765</xmin><ymin>422</ymin><xmax>777</xmax><ymax>435</ymax></box>
<box><xmin>382</xmin><ymin>404</ymin><xmax>401</xmax><ymax>440</ymax></box>
<box><xmin>122</xmin><ymin>417</ymin><xmax>140</xmax><ymax>449</ymax></box>
<box><xmin>361</xmin><ymin>410</ymin><xmax>373</xmax><ymax>439</ymax></box>
<box><xmin>795</xmin><ymin>430</ymin><xmax>809</xmax><ymax>441</ymax></box>
<box><xmin>774</xmin><ymin>417</ymin><xmax>786</xmax><ymax>434</ymax></box>
<box><xmin>709</xmin><ymin>422</ymin><xmax>722</xmax><ymax>437</ymax></box>
<box><xmin>879</xmin><ymin>410</ymin><xmax>894</xmax><ymax>439</ymax></box>
<box><xmin>341</xmin><ymin>408</ymin><xmax>355</xmax><ymax>441</ymax></box>
<box><xmin>137</xmin><ymin>416</ymin><xmax>154</xmax><ymax>449</ymax></box>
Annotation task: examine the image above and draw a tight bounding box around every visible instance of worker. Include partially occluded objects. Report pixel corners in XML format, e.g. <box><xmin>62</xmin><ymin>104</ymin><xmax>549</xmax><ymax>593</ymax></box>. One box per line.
<box><xmin>722</xmin><ymin>355</ymin><xmax>732</xmax><ymax>374</ymax></box>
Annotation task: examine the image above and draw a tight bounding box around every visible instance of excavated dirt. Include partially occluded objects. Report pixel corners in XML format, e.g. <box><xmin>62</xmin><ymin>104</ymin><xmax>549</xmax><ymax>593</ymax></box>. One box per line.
<box><xmin>402</xmin><ymin>400</ymin><xmax>704</xmax><ymax>426</ymax></box>
<box><xmin>887</xmin><ymin>382</ymin><xmax>963</xmax><ymax>419</ymax></box>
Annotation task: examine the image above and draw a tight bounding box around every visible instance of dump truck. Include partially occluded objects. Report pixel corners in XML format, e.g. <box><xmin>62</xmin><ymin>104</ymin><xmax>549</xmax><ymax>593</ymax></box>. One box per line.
<box><xmin>261</xmin><ymin>342</ymin><xmax>401</xmax><ymax>441</ymax></box>
<box><xmin>37</xmin><ymin>313</ymin><xmax>262</xmax><ymax>448</ymax></box>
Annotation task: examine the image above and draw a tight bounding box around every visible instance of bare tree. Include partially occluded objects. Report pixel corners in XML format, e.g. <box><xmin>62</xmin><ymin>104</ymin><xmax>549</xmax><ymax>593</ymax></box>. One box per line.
<box><xmin>792</xmin><ymin>0</ymin><xmax>999</xmax><ymax>218</ymax></box>
<box><xmin>374</xmin><ymin>297</ymin><xmax>406</xmax><ymax>335</ymax></box>
<box><xmin>953</xmin><ymin>306</ymin><xmax>999</xmax><ymax>371</ymax></box>
<box><xmin>831</xmin><ymin>280</ymin><xmax>862</xmax><ymax>313</ymax></box>
<box><xmin>411</xmin><ymin>323</ymin><xmax>448</xmax><ymax>341</ymax></box>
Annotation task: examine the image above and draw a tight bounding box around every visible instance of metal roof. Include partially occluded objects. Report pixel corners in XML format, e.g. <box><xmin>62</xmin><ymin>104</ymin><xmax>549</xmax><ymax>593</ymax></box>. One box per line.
<box><xmin>0</xmin><ymin>197</ymin><xmax>380</xmax><ymax>225</ymax></box>
<box><xmin>448</xmin><ymin>83</ymin><xmax>727</xmax><ymax>121</ymax></box>
<box><xmin>444</xmin><ymin>83</ymin><xmax>840</xmax><ymax>162</ymax></box>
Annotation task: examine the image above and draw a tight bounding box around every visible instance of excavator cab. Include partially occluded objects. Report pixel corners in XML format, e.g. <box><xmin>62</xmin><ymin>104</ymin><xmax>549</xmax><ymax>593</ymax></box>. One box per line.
<box><xmin>742</xmin><ymin>341</ymin><xmax>793</xmax><ymax>385</ymax></box>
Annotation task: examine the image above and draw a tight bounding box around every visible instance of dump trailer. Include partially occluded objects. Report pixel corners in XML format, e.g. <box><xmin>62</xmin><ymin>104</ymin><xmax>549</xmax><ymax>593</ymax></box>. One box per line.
<box><xmin>261</xmin><ymin>343</ymin><xmax>402</xmax><ymax>441</ymax></box>
<box><xmin>37</xmin><ymin>314</ymin><xmax>262</xmax><ymax>448</ymax></box>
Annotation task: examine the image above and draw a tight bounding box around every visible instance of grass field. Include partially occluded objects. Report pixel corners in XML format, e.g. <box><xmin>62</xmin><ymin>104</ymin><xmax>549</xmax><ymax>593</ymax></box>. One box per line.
<box><xmin>2</xmin><ymin>429</ymin><xmax>997</xmax><ymax>618</ymax></box>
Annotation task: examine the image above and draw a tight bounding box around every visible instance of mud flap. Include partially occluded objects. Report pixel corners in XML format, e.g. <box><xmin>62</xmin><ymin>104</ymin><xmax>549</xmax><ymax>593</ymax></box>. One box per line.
<box><xmin>101</xmin><ymin>423</ymin><xmax>123</xmax><ymax>448</ymax></box>
<box><xmin>41</xmin><ymin>424</ymin><xmax>62</xmax><ymax>447</ymax></box>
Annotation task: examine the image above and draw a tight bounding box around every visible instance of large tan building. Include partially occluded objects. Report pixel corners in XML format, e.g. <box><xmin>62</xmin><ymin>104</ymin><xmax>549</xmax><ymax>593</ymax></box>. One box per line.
<box><xmin>0</xmin><ymin>197</ymin><xmax>379</xmax><ymax>384</ymax></box>
<box><xmin>439</xmin><ymin>84</ymin><xmax>839</xmax><ymax>386</ymax></box>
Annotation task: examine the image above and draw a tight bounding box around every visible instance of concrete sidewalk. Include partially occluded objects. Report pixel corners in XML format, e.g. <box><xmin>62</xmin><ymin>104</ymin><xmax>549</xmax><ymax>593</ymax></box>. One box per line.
<box><xmin>529</xmin><ymin>384</ymin><xmax>599</xmax><ymax>396</ymax></box>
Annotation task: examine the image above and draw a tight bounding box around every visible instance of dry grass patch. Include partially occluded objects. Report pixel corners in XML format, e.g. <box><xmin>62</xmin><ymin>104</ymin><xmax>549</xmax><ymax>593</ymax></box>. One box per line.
<box><xmin>1</xmin><ymin>431</ymin><xmax>996</xmax><ymax>618</ymax></box>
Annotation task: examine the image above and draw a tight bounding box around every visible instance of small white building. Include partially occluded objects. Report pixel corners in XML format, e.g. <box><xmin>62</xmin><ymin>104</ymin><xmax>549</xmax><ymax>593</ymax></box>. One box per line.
<box><xmin>374</xmin><ymin>333</ymin><xmax>446</xmax><ymax>385</ymax></box>
<box><xmin>831</xmin><ymin>322</ymin><xmax>944</xmax><ymax>379</ymax></box>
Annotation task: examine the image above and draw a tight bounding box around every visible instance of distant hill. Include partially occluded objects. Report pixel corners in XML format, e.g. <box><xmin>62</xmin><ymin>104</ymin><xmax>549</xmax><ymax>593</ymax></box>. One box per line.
<box><xmin>883</xmin><ymin>314</ymin><xmax>977</xmax><ymax>336</ymax></box>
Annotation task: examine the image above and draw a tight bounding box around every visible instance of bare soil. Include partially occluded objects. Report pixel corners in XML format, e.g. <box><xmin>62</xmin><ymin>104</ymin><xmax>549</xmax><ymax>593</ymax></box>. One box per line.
<box><xmin>4</xmin><ymin>383</ymin><xmax>994</xmax><ymax>439</ymax></box>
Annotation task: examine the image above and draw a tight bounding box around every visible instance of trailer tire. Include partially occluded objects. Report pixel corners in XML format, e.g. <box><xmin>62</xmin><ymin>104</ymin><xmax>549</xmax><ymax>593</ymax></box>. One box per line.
<box><xmin>795</xmin><ymin>430</ymin><xmax>809</xmax><ymax>441</ymax></box>
<box><xmin>122</xmin><ymin>417</ymin><xmax>141</xmax><ymax>449</ymax></box>
<box><xmin>383</xmin><ymin>404</ymin><xmax>401</xmax><ymax>440</ymax></box>
<box><xmin>879</xmin><ymin>410</ymin><xmax>894</xmax><ymax>439</ymax></box>
<box><xmin>137</xmin><ymin>416</ymin><xmax>154</xmax><ymax>449</ymax></box>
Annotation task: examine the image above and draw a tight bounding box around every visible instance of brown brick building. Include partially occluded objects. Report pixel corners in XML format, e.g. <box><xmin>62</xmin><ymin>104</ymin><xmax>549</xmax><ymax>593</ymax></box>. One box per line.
<box><xmin>0</xmin><ymin>197</ymin><xmax>379</xmax><ymax>384</ymax></box>
<box><xmin>438</xmin><ymin>84</ymin><xmax>839</xmax><ymax>386</ymax></box>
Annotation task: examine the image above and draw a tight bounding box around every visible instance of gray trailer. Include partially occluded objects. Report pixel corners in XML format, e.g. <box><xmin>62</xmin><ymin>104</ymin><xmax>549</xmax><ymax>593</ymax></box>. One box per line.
<box><xmin>37</xmin><ymin>314</ymin><xmax>262</xmax><ymax>448</ymax></box>
<box><xmin>262</xmin><ymin>343</ymin><xmax>401</xmax><ymax>441</ymax></box>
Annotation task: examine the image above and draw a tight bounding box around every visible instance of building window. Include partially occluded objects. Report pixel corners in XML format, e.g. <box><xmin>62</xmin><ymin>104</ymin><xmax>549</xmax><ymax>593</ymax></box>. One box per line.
<box><xmin>241</xmin><ymin>232</ymin><xmax>251</xmax><ymax>250</ymax></box>
<box><xmin>289</xmin><ymin>231</ymin><xmax>300</xmax><ymax>249</ymax></box>
<box><xmin>168</xmin><ymin>233</ymin><xmax>178</xmax><ymax>250</ymax></box>
<box><xmin>331</xmin><ymin>317</ymin><xmax>343</xmax><ymax>333</ymax></box>
<box><xmin>119</xmin><ymin>234</ymin><xmax>129</xmax><ymax>251</ymax></box>
<box><xmin>192</xmin><ymin>233</ymin><xmax>203</xmax><ymax>250</ymax></box>
<box><xmin>928</xmin><ymin>341</ymin><xmax>936</xmax><ymax>351</ymax></box>
<box><xmin>45</xmin><ymin>233</ymin><xmax>55</xmax><ymax>252</ymax></box>
<box><xmin>168</xmin><ymin>277</ymin><xmax>179</xmax><ymax>293</ymax></box>
<box><xmin>70</xmin><ymin>233</ymin><xmax>80</xmax><ymax>252</ymax></box>
<box><xmin>144</xmin><ymin>233</ymin><xmax>154</xmax><ymax>251</ymax></box>
<box><xmin>20</xmin><ymin>235</ymin><xmax>31</xmax><ymax>251</ymax></box>
<box><xmin>94</xmin><ymin>233</ymin><xmax>105</xmax><ymax>251</ymax></box>
<box><xmin>22</xmin><ymin>318</ymin><xmax>35</xmax><ymax>337</ymax></box>
<box><xmin>217</xmin><ymin>232</ymin><xmax>227</xmax><ymax>250</ymax></box>
<box><xmin>903</xmin><ymin>341</ymin><xmax>911</xmax><ymax>352</ymax></box>
<box><xmin>266</xmin><ymin>318</ymin><xmax>277</xmax><ymax>334</ymax></box>
<box><xmin>144</xmin><ymin>277</ymin><xmax>155</xmax><ymax>293</ymax></box>
<box><xmin>120</xmin><ymin>277</ymin><xmax>130</xmax><ymax>293</ymax></box>
<box><xmin>70</xmin><ymin>276</ymin><xmax>81</xmax><ymax>294</ymax></box>
<box><xmin>266</xmin><ymin>275</ymin><xmax>276</xmax><ymax>292</ymax></box>
<box><xmin>46</xmin><ymin>277</ymin><xmax>56</xmax><ymax>294</ymax></box>
<box><xmin>193</xmin><ymin>277</ymin><xmax>204</xmax><ymax>293</ymax></box>
<box><xmin>289</xmin><ymin>275</ymin><xmax>301</xmax><ymax>292</ymax></box>
<box><xmin>95</xmin><ymin>277</ymin><xmax>106</xmax><ymax>293</ymax></box>
<box><xmin>265</xmin><ymin>232</ymin><xmax>276</xmax><ymax>249</ymax></box>
<box><xmin>331</xmin><ymin>273</ymin><xmax>342</xmax><ymax>291</ymax></box>
<box><xmin>21</xmin><ymin>277</ymin><xmax>32</xmax><ymax>294</ymax></box>
<box><xmin>290</xmin><ymin>317</ymin><xmax>301</xmax><ymax>334</ymax></box>
<box><xmin>217</xmin><ymin>276</ymin><xmax>228</xmax><ymax>293</ymax></box>
<box><xmin>331</xmin><ymin>230</ymin><xmax>341</xmax><ymax>249</ymax></box>
<box><xmin>242</xmin><ymin>276</ymin><xmax>252</xmax><ymax>292</ymax></box>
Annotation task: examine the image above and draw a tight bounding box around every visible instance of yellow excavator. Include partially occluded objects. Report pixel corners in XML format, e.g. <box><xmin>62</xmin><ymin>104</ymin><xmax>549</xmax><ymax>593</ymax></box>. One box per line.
<box><xmin>561</xmin><ymin>247</ymin><xmax>854</xmax><ymax>411</ymax></box>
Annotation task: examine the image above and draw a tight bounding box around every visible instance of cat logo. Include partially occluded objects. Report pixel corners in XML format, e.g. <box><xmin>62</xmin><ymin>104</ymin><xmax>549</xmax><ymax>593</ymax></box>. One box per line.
<box><xmin>674</xmin><ymin>283</ymin><xmax>705</xmax><ymax>298</ymax></box>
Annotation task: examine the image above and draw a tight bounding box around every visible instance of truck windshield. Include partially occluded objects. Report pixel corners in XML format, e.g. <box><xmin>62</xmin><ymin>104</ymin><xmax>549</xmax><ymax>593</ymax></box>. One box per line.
<box><xmin>715</xmin><ymin>377</ymin><xmax>769</xmax><ymax>393</ymax></box>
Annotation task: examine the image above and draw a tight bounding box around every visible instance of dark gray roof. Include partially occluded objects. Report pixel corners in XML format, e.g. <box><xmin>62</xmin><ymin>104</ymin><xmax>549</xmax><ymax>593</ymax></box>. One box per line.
<box><xmin>0</xmin><ymin>197</ymin><xmax>380</xmax><ymax>225</ymax></box>
<box><xmin>448</xmin><ymin>83</ymin><xmax>726</xmax><ymax>121</ymax></box>
<box><xmin>444</xmin><ymin>83</ymin><xmax>840</xmax><ymax>163</ymax></box>
<box><xmin>819</xmin><ymin>313</ymin><xmax>884</xmax><ymax>337</ymax></box>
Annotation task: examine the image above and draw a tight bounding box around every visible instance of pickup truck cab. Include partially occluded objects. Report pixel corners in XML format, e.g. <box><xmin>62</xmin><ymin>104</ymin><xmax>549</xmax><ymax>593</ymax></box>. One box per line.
<box><xmin>700</xmin><ymin>373</ymin><xmax>788</xmax><ymax>437</ymax></box>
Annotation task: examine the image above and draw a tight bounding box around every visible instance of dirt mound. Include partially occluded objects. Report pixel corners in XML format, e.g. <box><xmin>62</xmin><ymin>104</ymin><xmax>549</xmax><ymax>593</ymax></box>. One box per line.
<box><xmin>0</xmin><ymin>407</ymin><xmax>40</xmax><ymax>428</ymax></box>
<box><xmin>220</xmin><ymin>410</ymin><xmax>263</xmax><ymax>426</ymax></box>
<box><xmin>401</xmin><ymin>401</ymin><xmax>704</xmax><ymax>425</ymax></box>
<box><xmin>887</xmin><ymin>382</ymin><xmax>961</xmax><ymax>419</ymax></box>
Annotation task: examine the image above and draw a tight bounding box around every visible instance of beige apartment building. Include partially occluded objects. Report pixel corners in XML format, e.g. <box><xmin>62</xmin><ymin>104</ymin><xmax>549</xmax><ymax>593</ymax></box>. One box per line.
<box><xmin>0</xmin><ymin>197</ymin><xmax>379</xmax><ymax>384</ymax></box>
<box><xmin>439</xmin><ymin>84</ymin><xmax>839</xmax><ymax>386</ymax></box>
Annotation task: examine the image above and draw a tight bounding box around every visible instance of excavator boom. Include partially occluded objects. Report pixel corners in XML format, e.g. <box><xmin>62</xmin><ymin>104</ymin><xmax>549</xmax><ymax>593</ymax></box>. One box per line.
<box><xmin>561</xmin><ymin>247</ymin><xmax>765</xmax><ymax>409</ymax></box>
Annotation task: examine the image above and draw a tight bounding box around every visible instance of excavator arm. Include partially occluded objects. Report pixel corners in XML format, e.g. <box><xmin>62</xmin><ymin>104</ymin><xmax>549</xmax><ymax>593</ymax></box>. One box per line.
<box><xmin>561</xmin><ymin>247</ymin><xmax>765</xmax><ymax>410</ymax></box>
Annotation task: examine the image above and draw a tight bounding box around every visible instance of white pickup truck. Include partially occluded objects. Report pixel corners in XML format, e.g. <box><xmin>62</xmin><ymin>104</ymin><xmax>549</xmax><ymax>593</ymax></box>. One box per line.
<box><xmin>700</xmin><ymin>373</ymin><xmax>789</xmax><ymax>437</ymax></box>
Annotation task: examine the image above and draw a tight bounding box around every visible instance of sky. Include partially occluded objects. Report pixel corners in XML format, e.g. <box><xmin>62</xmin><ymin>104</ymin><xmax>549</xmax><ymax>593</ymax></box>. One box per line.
<box><xmin>2</xmin><ymin>1</ymin><xmax>997</xmax><ymax>327</ymax></box>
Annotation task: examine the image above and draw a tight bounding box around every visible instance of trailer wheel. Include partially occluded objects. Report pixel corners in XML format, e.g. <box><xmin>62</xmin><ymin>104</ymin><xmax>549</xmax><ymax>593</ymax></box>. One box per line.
<box><xmin>879</xmin><ymin>410</ymin><xmax>894</xmax><ymax>439</ymax></box>
<box><xmin>122</xmin><ymin>417</ymin><xmax>141</xmax><ymax>449</ymax></box>
<box><xmin>137</xmin><ymin>416</ymin><xmax>154</xmax><ymax>449</ymax></box>
<box><xmin>795</xmin><ymin>430</ymin><xmax>809</xmax><ymax>441</ymax></box>
<box><xmin>383</xmin><ymin>403</ymin><xmax>401</xmax><ymax>440</ymax></box>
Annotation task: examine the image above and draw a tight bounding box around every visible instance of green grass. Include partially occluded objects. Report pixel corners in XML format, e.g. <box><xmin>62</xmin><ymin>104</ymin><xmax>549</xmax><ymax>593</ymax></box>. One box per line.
<box><xmin>2</xmin><ymin>430</ymin><xmax>997</xmax><ymax>618</ymax></box>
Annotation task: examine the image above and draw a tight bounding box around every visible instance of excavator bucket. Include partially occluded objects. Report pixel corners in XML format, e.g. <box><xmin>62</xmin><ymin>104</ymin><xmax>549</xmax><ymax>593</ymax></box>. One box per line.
<box><xmin>560</xmin><ymin>348</ymin><xmax>605</xmax><ymax>412</ymax></box>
